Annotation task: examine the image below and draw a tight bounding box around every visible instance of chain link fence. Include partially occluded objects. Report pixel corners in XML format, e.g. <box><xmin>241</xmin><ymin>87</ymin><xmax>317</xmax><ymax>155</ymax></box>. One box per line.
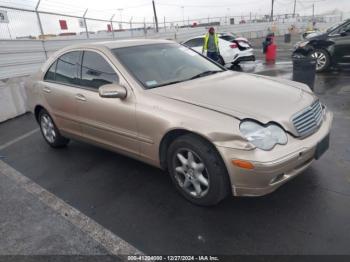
<box><xmin>0</xmin><ymin>3</ymin><xmax>346</xmax><ymax>81</ymax></box>
<box><xmin>0</xmin><ymin>4</ymin><xmax>345</xmax><ymax>41</ymax></box>
<box><xmin>0</xmin><ymin>5</ymin><xmax>154</xmax><ymax>40</ymax></box>
<box><xmin>0</xmin><ymin>3</ymin><xmax>346</xmax><ymax>122</ymax></box>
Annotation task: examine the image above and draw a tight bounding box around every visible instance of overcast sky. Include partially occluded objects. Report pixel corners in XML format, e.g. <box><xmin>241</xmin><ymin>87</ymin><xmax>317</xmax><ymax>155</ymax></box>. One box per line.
<box><xmin>1</xmin><ymin>0</ymin><xmax>350</xmax><ymax>23</ymax></box>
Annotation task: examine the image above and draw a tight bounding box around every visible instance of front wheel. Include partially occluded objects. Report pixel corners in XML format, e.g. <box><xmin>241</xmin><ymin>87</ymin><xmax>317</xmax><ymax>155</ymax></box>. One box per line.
<box><xmin>310</xmin><ymin>49</ymin><xmax>330</xmax><ymax>72</ymax></box>
<box><xmin>167</xmin><ymin>134</ymin><xmax>231</xmax><ymax>206</ymax></box>
<box><xmin>39</xmin><ymin>109</ymin><xmax>70</xmax><ymax>148</ymax></box>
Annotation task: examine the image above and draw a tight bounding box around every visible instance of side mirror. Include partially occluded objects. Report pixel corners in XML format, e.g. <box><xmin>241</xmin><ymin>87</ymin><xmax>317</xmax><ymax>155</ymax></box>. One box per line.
<box><xmin>340</xmin><ymin>31</ymin><xmax>348</xmax><ymax>37</ymax></box>
<box><xmin>99</xmin><ymin>84</ymin><xmax>127</xmax><ymax>99</ymax></box>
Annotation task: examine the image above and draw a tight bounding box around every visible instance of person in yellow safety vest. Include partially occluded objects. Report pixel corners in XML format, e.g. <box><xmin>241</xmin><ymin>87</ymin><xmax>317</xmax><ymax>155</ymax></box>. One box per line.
<box><xmin>202</xmin><ymin>27</ymin><xmax>220</xmax><ymax>63</ymax></box>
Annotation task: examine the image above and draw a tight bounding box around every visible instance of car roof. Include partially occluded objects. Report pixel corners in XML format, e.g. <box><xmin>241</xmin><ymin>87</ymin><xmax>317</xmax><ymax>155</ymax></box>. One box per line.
<box><xmin>64</xmin><ymin>39</ymin><xmax>174</xmax><ymax>50</ymax></box>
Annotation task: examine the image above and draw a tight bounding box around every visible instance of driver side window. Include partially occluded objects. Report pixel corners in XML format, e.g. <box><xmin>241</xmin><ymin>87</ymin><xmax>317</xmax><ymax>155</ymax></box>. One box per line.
<box><xmin>80</xmin><ymin>51</ymin><xmax>119</xmax><ymax>90</ymax></box>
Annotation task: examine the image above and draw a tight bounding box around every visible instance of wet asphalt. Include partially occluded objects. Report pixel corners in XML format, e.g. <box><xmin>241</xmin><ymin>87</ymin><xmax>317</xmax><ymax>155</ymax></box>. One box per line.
<box><xmin>0</xmin><ymin>57</ymin><xmax>350</xmax><ymax>255</ymax></box>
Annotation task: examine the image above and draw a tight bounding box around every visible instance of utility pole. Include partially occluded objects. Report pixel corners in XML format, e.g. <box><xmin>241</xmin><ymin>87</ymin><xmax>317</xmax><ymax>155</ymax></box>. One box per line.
<box><xmin>293</xmin><ymin>0</ymin><xmax>296</xmax><ymax>17</ymax></box>
<box><xmin>270</xmin><ymin>0</ymin><xmax>275</xmax><ymax>22</ymax></box>
<box><xmin>312</xmin><ymin>3</ymin><xmax>315</xmax><ymax>18</ymax></box>
<box><xmin>152</xmin><ymin>0</ymin><xmax>159</xmax><ymax>32</ymax></box>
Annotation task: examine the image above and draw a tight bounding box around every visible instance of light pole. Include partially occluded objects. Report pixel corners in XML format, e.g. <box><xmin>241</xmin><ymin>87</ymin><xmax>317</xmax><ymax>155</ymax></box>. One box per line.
<box><xmin>293</xmin><ymin>0</ymin><xmax>296</xmax><ymax>17</ymax></box>
<box><xmin>270</xmin><ymin>0</ymin><xmax>275</xmax><ymax>22</ymax></box>
<box><xmin>152</xmin><ymin>0</ymin><xmax>159</xmax><ymax>32</ymax></box>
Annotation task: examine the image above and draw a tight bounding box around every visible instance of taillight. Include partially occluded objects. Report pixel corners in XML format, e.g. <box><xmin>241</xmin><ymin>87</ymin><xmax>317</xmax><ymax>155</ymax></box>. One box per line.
<box><xmin>237</xmin><ymin>40</ymin><xmax>251</xmax><ymax>47</ymax></box>
<box><xmin>230</xmin><ymin>43</ymin><xmax>238</xmax><ymax>48</ymax></box>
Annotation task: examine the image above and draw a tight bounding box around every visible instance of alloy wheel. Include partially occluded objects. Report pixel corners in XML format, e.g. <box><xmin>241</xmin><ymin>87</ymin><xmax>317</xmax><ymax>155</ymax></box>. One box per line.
<box><xmin>311</xmin><ymin>51</ymin><xmax>327</xmax><ymax>71</ymax></box>
<box><xmin>173</xmin><ymin>149</ymin><xmax>210</xmax><ymax>198</ymax></box>
<box><xmin>40</xmin><ymin>114</ymin><xmax>56</xmax><ymax>144</ymax></box>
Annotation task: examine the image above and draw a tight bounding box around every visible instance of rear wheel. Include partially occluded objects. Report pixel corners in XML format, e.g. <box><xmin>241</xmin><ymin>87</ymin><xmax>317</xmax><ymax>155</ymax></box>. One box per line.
<box><xmin>310</xmin><ymin>49</ymin><xmax>330</xmax><ymax>72</ymax></box>
<box><xmin>167</xmin><ymin>134</ymin><xmax>231</xmax><ymax>206</ymax></box>
<box><xmin>39</xmin><ymin>109</ymin><xmax>69</xmax><ymax>148</ymax></box>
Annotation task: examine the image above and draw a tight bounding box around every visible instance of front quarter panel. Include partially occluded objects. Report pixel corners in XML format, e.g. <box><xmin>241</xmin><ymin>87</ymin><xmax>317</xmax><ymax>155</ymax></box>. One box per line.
<box><xmin>135</xmin><ymin>91</ymin><xmax>251</xmax><ymax>167</ymax></box>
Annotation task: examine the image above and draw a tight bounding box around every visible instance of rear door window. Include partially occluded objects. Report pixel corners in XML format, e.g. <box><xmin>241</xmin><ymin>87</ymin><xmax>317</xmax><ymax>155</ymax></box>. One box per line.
<box><xmin>55</xmin><ymin>51</ymin><xmax>81</xmax><ymax>85</ymax></box>
<box><xmin>80</xmin><ymin>51</ymin><xmax>119</xmax><ymax>90</ymax></box>
<box><xmin>44</xmin><ymin>61</ymin><xmax>57</xmax><ymax>81</ymax></box>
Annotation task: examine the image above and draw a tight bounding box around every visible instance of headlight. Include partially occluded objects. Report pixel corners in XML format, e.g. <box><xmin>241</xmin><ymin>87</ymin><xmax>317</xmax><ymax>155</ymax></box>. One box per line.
<box><xmin>298</xmin><ymin>41</ymin><xmax>309</xmax><ymax>48</ymax></box>
<box><xmin>240</xmin><ymin>120</ymin><xmax>288</xmax><ymax>150</ymax></box>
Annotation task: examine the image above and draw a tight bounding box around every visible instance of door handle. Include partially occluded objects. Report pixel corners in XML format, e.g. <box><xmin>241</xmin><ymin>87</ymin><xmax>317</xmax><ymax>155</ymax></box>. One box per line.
<box><xmin>43</xmin><ymin>87</ymin><xmax>51</xmax><ymax>93</ymax></box>
<box><xmin>75</xmin><ymin>94</ymin><xmax>87</xmax><ymax>102</ymax></box>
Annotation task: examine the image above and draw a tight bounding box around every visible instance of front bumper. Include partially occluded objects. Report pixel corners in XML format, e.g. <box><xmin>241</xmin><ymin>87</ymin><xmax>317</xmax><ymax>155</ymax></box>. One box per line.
<box><xmin>217</xmin><ymin>110</ymin><xmax>333</xmax><ymax>197</ymax></box>
<box><xmin>293</xmin><ymin>44</ymin><xmax>315</xmax><ymax>57</ymax></box>
<box><xmin>233</xmin><ymin>55</ymin><xmax>256</xmax><ymax>64</ymax></box>
<box><xmin>230</xmin><ymin>49</ymin><xmax>255</xmax><ymax>64</ymax></box>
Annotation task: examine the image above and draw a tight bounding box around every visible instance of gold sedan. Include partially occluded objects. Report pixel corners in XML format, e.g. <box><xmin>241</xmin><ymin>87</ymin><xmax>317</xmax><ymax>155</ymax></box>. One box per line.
<box><xmin>26</xmin><ymin>39</ymin><xmax>333</xmax><ymax>206</ymax></box>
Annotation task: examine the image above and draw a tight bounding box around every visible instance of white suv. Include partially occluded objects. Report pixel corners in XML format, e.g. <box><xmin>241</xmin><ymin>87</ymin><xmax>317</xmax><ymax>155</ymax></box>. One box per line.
<box><xmin>182</xmin><ymin>35</ymin><xmax>255</xmax><ymax>66</ymax></box>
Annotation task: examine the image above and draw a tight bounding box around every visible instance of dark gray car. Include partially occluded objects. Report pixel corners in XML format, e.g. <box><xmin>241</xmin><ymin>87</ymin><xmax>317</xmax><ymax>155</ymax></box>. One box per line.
<box><xmin>294</xmin><ymin>19</ymin><xmax>350</xmax><ymax>72</ymax></box>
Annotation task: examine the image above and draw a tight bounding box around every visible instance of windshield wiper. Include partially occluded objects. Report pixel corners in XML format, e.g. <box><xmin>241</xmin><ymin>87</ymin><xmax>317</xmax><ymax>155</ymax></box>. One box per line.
<box><xmin>147</xmin><ymin>70</ymin><xmax>223</xmax><ymax>89</ymax></box>
<box><xmin>149</xmin><ymin>79</ymin><xmax>188</xmax><ymax>88</ymax></box>
<box><xmin>189</xmin><ymin>70</ymin><xmax>223</xmax><ymax>80</ymax></box>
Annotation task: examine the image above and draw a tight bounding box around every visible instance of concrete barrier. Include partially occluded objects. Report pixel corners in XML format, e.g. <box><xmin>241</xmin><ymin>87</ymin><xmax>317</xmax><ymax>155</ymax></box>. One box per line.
<box><xmin>0</xmin><ymin>77</ymin><xmax>28</xmax><ymax>123</ymax></box>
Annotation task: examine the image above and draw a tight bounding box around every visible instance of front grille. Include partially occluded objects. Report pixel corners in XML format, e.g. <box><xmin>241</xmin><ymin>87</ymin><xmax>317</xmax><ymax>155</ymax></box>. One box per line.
<box><xmin>292</xmin><ymin>100</ymin><xmax>324</xmax><ymax>137</ymax></box>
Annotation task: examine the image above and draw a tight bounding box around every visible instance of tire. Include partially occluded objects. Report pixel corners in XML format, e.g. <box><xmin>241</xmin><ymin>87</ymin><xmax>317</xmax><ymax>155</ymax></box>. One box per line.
<box><xmin>38</xmin><ymin>109</ymin><xmax>69</xmax><ymax>148</ymax></box>
<box><xmin>310</xmin><ymin>49</ymin><xmax>331</xmax><ymax>72</ymax></box>
<box><xmin>167</xmin><ymin>134</ymin><xmax>231</xmax><ymax>206</ymax></box>
<box><xmin>218</xmin><ymin>55</ymin><xmax>225</xmax><ymax>66</ymax></box>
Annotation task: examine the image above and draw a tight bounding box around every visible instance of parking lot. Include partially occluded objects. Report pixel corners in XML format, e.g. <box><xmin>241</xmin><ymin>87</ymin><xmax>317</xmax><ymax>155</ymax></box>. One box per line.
<box><xmin>1</xmin><ymin>50</ymin><xmax>350</xmax><ymax>257</ymax></box>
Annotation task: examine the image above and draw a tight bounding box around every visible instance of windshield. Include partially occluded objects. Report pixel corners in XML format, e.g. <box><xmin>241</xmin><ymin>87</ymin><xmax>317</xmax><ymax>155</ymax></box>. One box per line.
<box><xmin>305</xmin><ymin>31</ymin><xmax>322</xmax><ymax>39</ymax></box>
<box><xmin>220</xmin><ymin>33</ymin><xmax>238</xmax><ymax>42</ymax></box>
<box><xmin>327</xmin><ymin>22</ymin><xmax>342</xmax><ymax>32</ymax></box>
<box><xmin>220</xmin><ymin>35</ymin><xmax>235</xmax><ymax>42</ymax></box>
<box><xmin>112</xmin><ymin>43</ymin><xmax>224</xmax><ymax>89</ymax></box>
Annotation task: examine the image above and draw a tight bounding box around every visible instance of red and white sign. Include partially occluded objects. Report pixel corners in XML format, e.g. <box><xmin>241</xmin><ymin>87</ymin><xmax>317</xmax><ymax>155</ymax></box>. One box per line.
<box><xmin>107</xmin><ymin>24</ymin><xmax>112</xmax><ymax>32</ymax></box>
<box><xmin>59</xmin><ymin>20</ymin><xmax>68</xmax><ymax>30</ymax></box>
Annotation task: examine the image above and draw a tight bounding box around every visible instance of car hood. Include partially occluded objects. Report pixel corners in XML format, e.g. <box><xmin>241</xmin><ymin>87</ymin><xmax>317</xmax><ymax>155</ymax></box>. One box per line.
<box><xmin>306</xmin><ymin>32</ymin><xmax>328</xmax><ymax>40</ymax></box>
<box><xmin>149</xmin><ymin>71</ymin><xmax>317</xmax><ymax>135</ymax></box>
